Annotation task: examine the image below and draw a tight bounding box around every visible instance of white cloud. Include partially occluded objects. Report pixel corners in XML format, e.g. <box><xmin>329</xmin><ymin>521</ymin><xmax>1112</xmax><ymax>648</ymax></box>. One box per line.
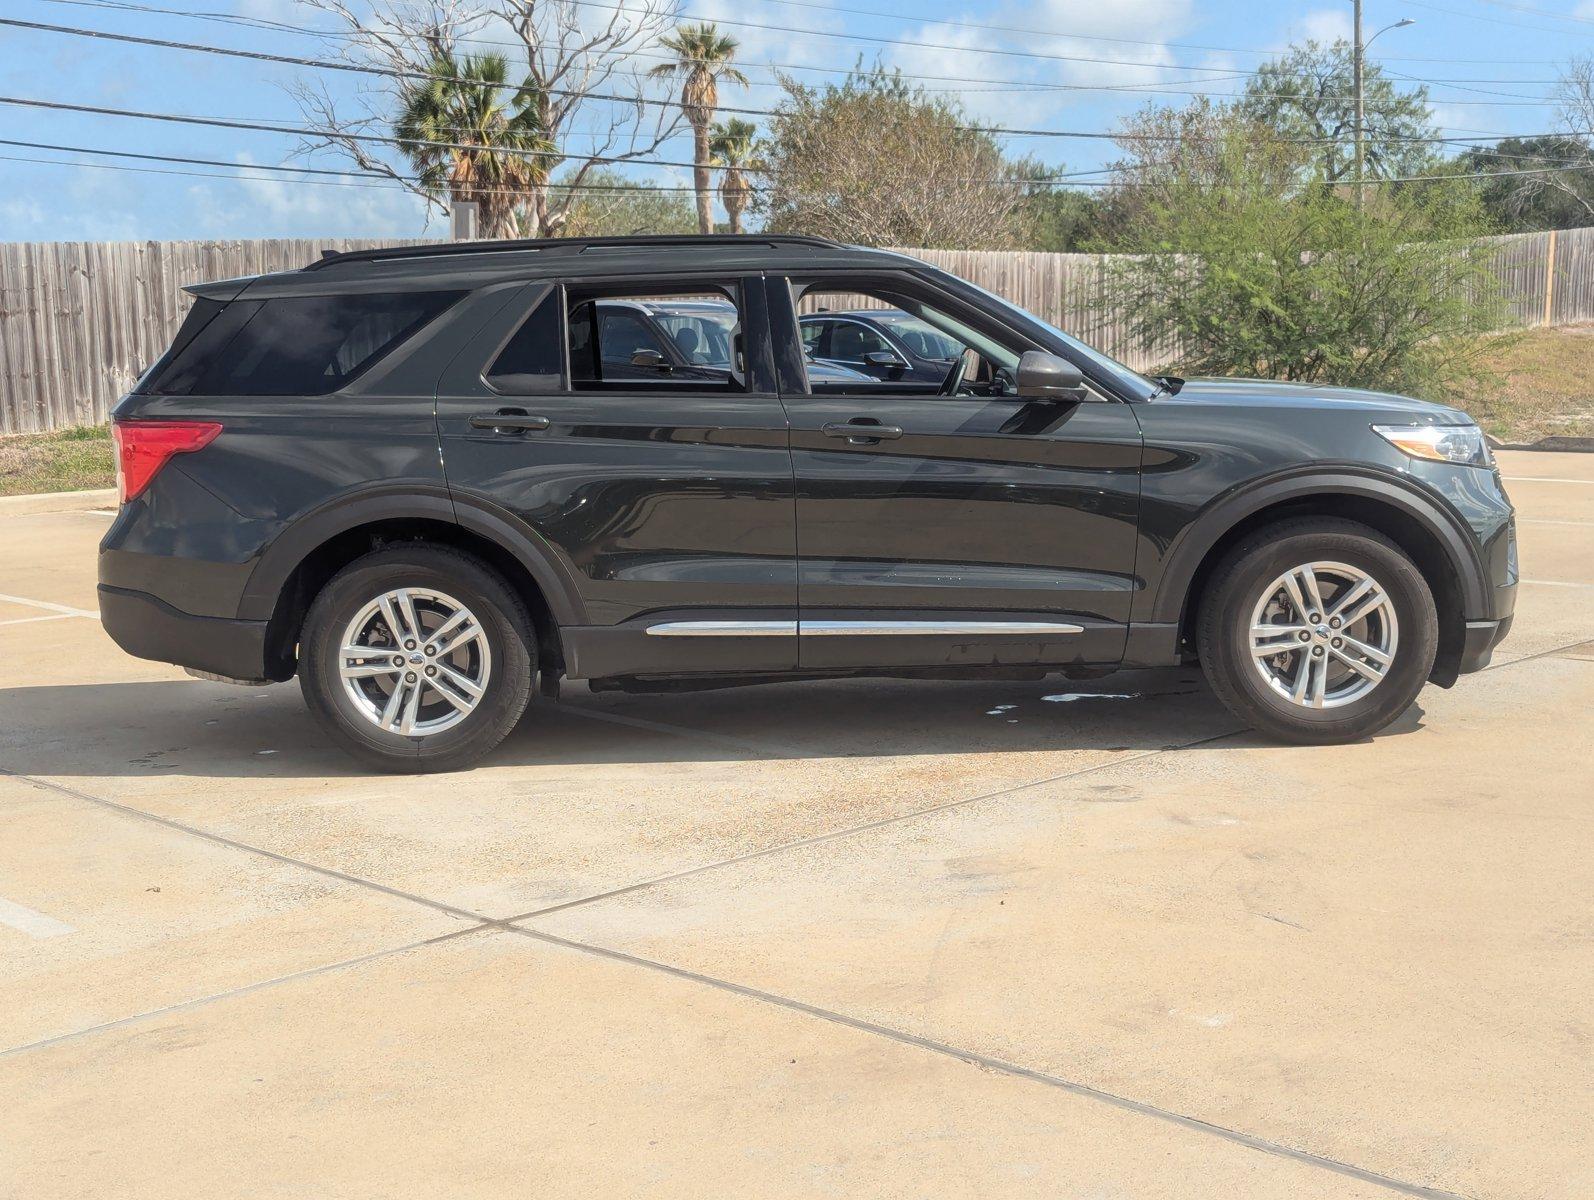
<box><xmin>876</xmin><ymin>0</ymin><xmax>1196</xmax><ymax>132</ymax></box>
<box><xmin>0</xmin><ymin>197</ymin><xmax>48</xmax><ymax>234</ymax></box>
<box><xmin>184</xmin><ymin>152</ymin><xmax>432</xmax><ymax>238</ymax></box>
<box><xmin>1291</xmin><ymin>8</ymin><xmax>1353</xmax><ymax>45</ymax></box>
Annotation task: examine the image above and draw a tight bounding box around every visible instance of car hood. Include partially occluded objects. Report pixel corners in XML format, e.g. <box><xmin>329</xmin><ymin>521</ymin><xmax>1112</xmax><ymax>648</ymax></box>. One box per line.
<box><xmin>1171</xmin><ymin>377</ymin><xmax>1473</xmax><ymax>424</ymax></box>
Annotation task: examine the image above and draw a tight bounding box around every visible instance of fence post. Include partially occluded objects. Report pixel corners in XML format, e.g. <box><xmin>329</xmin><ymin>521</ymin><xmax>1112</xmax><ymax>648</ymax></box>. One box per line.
<box><xmin>1543</xmin><ymin>228</ymin><xmax>1557</xmax><ymax>327</ymax></box>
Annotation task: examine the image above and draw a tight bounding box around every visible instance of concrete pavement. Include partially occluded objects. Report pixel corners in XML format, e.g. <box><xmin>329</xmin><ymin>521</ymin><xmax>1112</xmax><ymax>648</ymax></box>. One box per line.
<box><xmin>1</xmin><ymin>451</ymin><xmax>1590</xmax><ymax>1199</ymax></box>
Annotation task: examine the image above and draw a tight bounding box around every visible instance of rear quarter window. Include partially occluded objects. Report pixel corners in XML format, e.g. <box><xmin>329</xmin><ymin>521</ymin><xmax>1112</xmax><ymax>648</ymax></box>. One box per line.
<box><xmin>143</xmin><ymin>290</ymin><xmax>463</xmax><ymax>396</ymax></box>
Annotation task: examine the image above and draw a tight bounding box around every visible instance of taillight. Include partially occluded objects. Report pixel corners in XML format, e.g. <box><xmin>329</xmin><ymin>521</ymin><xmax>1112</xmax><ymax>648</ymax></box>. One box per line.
<box><xmin>112</xmin><ymin>419</ymin><xmax>223</xmax><ymax>504</ymax></box>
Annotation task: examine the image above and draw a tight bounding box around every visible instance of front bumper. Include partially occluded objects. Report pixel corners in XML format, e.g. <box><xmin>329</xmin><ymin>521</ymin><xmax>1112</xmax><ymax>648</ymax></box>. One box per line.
<box><xmin>1459</xmin><ymin>613</ymin><xmax>1514</xmax><ymax>675</ymax></box>
<box><xmin>99</xmin><ymin>584</ymin><xmax>272</xmax><ymax>682</ymax></box>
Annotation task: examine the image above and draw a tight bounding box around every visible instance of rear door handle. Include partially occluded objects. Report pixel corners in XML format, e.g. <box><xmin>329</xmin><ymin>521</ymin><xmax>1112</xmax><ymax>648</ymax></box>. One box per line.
<box><xmin>469</xmin><ymin>409</ymin><xmax>550</xmax><ymax>434</ymax></box>
<box><xmin>822</xmin><ymin>420</ymin><xmax>903</xmax><ymax>444</ymax></box>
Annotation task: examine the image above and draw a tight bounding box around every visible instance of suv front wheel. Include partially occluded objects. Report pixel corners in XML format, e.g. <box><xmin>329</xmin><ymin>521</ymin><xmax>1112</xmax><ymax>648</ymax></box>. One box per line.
<box><xmin>298</xmin><ymin>545</ymin><xmax>536</xmax><ymax>773</ymax></box>
<box><xmin>1197</xmin><ymin>518</ymin><xmax>1439</xmax><ymax>744</ymax></box>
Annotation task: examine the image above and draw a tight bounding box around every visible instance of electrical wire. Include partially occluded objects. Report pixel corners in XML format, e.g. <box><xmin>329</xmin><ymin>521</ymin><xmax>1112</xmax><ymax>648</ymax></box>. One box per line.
<box><xmin>0</xmin><ymin>15</ymin><xmax>1575</xmax><ymax>155</ymax></box>
<box><xmin>8</xmin><ymin>133</ymin><xmax>1593</xmax><ymax>195</ymax></box>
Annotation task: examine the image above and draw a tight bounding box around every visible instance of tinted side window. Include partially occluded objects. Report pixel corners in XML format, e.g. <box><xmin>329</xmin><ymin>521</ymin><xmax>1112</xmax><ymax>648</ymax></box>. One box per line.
<box><xmin>830</xmin><ymin>321</ymin><xmax>891</xmax><ymax>362</ymax></box>
<box><xmin>598</xmin><ymin>310</ymin><xmax>668</xmax><ymax>364</ymax></box>
<box><xmin>800</xmin><ymin>320</ymin><xmax>826</xmax><ymax>354</ymax></box>
<box><xmin>486</xmin><ymin>290</ymin><xmax>563</xmax><ymax>394</ymax></box>
<box><xmin>151</xmin><ymin>291</ymin><xmax>462</xmax><ymax>396</ymax></box>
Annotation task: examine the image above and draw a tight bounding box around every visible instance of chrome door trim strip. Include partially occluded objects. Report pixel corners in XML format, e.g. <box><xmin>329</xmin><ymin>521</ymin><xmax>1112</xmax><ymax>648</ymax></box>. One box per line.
<box><xmin>800</xmin><ymin>620</ymin><xmax>1085</xmax><ymax>637</ymax></box>
<box><xmin>645</xmin><ymin>621</ymin><xmax>799</xmax><ymax>637</ymax></box>
<box><xmin>644</xmin><ymin>619</ymin><xmax>1084</xmax><ymax>637</ymax></box>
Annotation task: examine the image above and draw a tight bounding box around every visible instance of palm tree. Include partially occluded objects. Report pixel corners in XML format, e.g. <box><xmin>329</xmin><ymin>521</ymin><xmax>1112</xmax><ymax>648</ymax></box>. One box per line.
<box><xmin>649</xmin><ymin>24</ymin><xmax>749</xmax><ymax>234</ymax></box>
<box><xmin>395</xmin><ymin>52</ymin><xmax>553</xmax><ymax>239</ymax></box>
<box><xmin>710</xmin><ymin>119</ymin><xmax>759</xmax><ymax>235</ymax></box>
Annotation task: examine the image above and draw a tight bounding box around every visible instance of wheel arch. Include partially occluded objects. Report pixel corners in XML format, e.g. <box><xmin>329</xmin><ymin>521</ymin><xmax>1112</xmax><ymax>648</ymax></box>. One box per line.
<box><xmin>241</xmin><ymin>486</ymin><xmax>584</xmax><ymax>682</ymax></box>
<box><xmin>1158</xmin><ymin>472</ymin><xmax>1484</xmax><ymax>687</ymax></box>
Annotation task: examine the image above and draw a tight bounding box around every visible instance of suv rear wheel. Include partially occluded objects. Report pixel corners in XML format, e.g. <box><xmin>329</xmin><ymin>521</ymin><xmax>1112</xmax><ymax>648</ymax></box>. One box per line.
<box><xmin>298</xmin><ymin>545</ymin><xmax>536</xmax><ymax>773</ymax></box>
<box><xmin>1197</xmin><ymin>518</ymin><xmax>1439</xmax><ymax>744</ymax></box>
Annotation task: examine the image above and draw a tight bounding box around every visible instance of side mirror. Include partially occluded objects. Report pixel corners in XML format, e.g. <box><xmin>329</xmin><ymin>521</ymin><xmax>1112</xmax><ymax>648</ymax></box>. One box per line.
<box><xmin>1015</xmin><ymin>350</ymin><xmax>1087</xmax><ymax>402</ymax></box>
<box><xmin>863</xmin><ymin>349</ymin><xmax>905</xmax><ymax>369</ymax></box>
<box><xmin>631</xmin><ymin>349</ymin><xmax>672</xmax><ymax>372</ymax></box>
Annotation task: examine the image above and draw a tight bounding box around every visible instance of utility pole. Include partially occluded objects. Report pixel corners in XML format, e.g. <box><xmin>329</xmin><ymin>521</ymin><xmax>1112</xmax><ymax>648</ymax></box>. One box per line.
<box><xmin>451</xmin><ymin>200</ymin><xmax>479</xmax><ymax>241</ymax></box>
<box><xmin>1353</xmin><ymin>0</ymin><xmax>1365</xmax><ymax>211</ymax></box>
<box><xmin>1352</xmin><ymin>10</ymin><xmax>1416</xmax><ymax>211</ymax></box>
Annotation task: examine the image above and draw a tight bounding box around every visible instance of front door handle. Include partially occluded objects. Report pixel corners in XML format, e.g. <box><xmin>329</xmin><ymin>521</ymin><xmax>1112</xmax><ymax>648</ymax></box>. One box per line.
<box><xmin>469</xmin><ymin>409</ymin><xmax>551</xmax><ymax>434</ymax></box>
<box><xmin>822</xmin><ymin>420</ymin><xmax>903</xmax><ymax>445</ymax></box>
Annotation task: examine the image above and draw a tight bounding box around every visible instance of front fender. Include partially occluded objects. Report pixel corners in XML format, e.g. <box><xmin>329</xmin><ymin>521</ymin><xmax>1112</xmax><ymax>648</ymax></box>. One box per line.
<box><xmin>1145</xmin><ymin>466</ymin><xmax>1489</xmax><ymax>627</ymax></box>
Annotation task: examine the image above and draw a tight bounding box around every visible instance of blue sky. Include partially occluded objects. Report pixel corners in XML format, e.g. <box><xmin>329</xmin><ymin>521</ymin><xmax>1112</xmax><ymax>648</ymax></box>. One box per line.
<box><xmin>0</xmin><ymin>0</ymin><xmax>1589</xmax><ymax>242</ymax></box>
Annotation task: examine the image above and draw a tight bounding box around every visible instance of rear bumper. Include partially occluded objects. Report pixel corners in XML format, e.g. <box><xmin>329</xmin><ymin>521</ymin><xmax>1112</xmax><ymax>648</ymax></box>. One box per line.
<box><xmin>99</xmin><ymin>584</ymin><xmax>272</xmax><ymax>682</ymax></box>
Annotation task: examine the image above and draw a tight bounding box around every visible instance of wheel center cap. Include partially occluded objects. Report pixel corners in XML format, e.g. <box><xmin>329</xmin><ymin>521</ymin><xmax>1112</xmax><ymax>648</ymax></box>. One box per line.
<box><xmin>1315</xmin><ymin>624</ymin><xmax>1330</xmax><ymax>639</ymax></box>
<box><xmin>409</xmin><ymin>653</ymin><xmax>425</xmax><ymax>665</ymax></box>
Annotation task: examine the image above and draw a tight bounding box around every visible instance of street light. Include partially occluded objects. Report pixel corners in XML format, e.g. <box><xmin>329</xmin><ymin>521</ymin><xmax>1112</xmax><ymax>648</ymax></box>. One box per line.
<box><xmin>1353</xmin><ymin>7</ymin><xmax>1417</xmax><ymax>209</ymax></box>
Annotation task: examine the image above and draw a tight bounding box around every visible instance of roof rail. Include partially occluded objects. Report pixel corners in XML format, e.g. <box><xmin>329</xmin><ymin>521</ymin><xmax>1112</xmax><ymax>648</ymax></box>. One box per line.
<box><xmin>305</xmin><ymin>233</ymin><xmax>845</xmax><ymax>272</ymax></box>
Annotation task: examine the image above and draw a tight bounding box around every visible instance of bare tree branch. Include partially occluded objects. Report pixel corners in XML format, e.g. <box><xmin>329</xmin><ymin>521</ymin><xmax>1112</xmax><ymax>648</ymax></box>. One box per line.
<box><xmin>287</xmin><ymin>0</ymin><xmax>684</xmax><ymax>236</ymax></box>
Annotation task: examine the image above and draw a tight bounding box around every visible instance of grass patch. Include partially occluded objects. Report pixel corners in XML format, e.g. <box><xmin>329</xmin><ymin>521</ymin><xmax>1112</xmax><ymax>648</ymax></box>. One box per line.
<box><xmin>1459</xmin><ymin>324</ymin><xmax>1594</xmax><ymax>443</ymax></box>
<box><xmin>0</xmin><ymin>424</ymin><xmax>116</xmax><ymax>497</ymax></box>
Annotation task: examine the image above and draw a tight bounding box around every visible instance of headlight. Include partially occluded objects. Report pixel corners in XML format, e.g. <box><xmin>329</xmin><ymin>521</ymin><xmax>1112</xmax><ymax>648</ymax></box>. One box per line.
<box><xmin>1372</xmin><ymin>423</ymin><xmax>1493</xmax><ymax>468</ymax></box>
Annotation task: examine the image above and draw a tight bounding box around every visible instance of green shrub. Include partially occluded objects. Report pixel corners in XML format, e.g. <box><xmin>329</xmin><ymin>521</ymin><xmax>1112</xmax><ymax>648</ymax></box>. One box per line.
<box><xmin>1107</xmin><ymin>133</ymin><xmax>1505</xmax><ymax>401</ymax></box>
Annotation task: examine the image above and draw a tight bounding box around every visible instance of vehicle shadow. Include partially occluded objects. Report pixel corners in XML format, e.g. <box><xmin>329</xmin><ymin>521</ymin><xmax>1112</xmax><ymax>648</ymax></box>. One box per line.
<box><xmin>0</xmin><ymin>668</ymin><xmax>1422</xmax><ymax>781</ymax></box>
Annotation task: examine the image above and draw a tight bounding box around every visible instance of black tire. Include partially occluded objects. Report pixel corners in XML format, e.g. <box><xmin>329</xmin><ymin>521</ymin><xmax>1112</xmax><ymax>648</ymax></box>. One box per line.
<box><xmin>298</xmin><ymin>544</ymin><xmax>536</xmax><ymax>773</ymax></box>
<box><xmin>1196</xmin><ymin>518</ymin><xmax>1438</xmax><ymax>745</ymax></box>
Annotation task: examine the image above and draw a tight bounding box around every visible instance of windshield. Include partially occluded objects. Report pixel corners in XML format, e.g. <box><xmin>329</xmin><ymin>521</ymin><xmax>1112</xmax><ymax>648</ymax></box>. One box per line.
<box><xmin>650</xmin><ymin>309</ymin><xmax>737</xmax><ymax>366</ymax></box>
<box><xmin>956</xmin><ymin>280</ymin><xmax>1159</xmax><ymax>399</ymax></box>
<box><xmin>872</xmin><ymin>312</ymin><xmax>962</xmax><ymax>361</ymax></box>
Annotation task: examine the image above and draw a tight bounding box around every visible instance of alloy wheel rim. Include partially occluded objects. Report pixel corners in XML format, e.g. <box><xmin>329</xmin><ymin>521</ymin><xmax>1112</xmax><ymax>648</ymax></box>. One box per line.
<box><xmin>337</xmin><ymin>587</ymin><xmax>491</xmax><ymax>736</ymax></box>
<box><xmin>1248</xmin><ymin>561</ymin><xmax>1399</xmax><ymax>710</ymax></box>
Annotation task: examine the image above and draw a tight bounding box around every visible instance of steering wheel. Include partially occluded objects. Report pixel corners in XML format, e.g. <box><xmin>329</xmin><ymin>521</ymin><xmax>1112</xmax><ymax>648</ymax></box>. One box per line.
<box><xmin>939</xmin><ymin>347</ymin><xmax>979</xmax><ymax>397</ymax></box>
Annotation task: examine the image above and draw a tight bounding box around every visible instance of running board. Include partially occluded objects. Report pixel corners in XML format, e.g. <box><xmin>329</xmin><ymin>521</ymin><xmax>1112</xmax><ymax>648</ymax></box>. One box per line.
<box><xmin>645</xmin><ymin>620</ymin><xmax>1084</xmax><ymax>638</ymax></box>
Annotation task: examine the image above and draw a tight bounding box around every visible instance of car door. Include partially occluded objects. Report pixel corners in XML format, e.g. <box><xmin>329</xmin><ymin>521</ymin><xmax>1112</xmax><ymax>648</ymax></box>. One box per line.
<box><xmin>766</xmin><ymin>273</ymin><xmax>1144</xmax><ymax>672</ymax></box>
<box><xmin>435</xmin><ymin>276</ymin><xmax>798</xmax><ymax>679</ymax></box>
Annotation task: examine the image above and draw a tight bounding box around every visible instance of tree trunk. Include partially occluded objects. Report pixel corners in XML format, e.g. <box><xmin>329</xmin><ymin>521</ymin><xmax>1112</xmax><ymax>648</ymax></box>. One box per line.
<box><xmin>692</xmin><ymin>119</ymin><xmax>715</xmax><ymax>235</ymax></box>
<box><xmin>724</xmin><ymin>176</ymin><xmax>746</xmax><ymax>234</ymax></box>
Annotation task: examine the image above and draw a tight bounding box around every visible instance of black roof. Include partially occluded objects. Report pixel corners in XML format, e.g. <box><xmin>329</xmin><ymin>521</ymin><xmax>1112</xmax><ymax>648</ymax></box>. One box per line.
<box><xmin>304</xmin><ymin>233</ymin><xmax>848</xmax><ymax>272</ymax></box>
<box><xmin>227</xmin><ymin>234</ymin><xmax>918</xmax><ymax>296</ymax></box>
<box><xmin>185</xmin><ymin>234</ymin><xmax>929</xmax><ymax>300</ymax></box>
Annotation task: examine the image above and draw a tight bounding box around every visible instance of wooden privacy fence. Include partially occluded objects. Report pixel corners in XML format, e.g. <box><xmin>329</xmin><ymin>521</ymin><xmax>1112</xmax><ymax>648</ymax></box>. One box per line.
<box><xmin>2</xmin><ymin>228</ymin><xmax>1592</xmax><ymax>435</ymax></box>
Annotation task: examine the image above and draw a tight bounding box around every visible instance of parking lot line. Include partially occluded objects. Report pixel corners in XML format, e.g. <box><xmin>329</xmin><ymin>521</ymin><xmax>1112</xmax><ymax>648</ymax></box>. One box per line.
<box><xmin>0</xmin><ymin>926</ymin><xmax>489</xmax><ymax>1060</ymax></box>
<box><xmin>0</xmin><ymin>592</ymin><xmax>97</xmax><ymax>619</ymax></box>
<box><xmin>1500</xmin><ymin>476</ymin><xmax>1594</xmax><ymax>485</ymax></box>
<box><xmin>0</xmin><ymin>896</ymin><xmax>75</xmax><ymax>939</ymax></box>
<box><xmin>0</xmin><ymin>768</ymin><xmax>490</xmax><ymax>926</ymax></box>
<box><xmin>0</xmin><ymin>613</ymin><xmax>77</xmax><ymax>629</ymax></box>
<box><xmin>504</xmin><ymin>728</ymin><xmax>1242</xmax><ymax>923</ymax></box>
<box><xmin>1520</xmin><ymin>578</ymin><xmax>1594</xmax><ymax>588</ymax></box>
<box><xmin>512</xmin><ymin>925</ymin><xmax>1466</xmax><ymax>1200</ymax></box>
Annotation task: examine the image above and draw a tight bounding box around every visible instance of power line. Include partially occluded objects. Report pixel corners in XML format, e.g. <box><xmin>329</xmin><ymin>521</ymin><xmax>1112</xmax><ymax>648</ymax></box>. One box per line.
<box><xmin>0</xmin><ymin>137</ymin><xmax>717</xmax><ymax>193</ymax></box>
<box><xmin>23</xmin><ymin>0</ymin><xmax>1571</xmax><ymax>95</ymax></box>
<box><xmin>30</xmin><ymin>0</ymin><xmax>1571</xmax><ymax>66</ymax></box>
<box><xmin>11</xmin><ymin>134</ymin><xmax>1594</xmax><ymax>197</ymax></box>
<box><xmin>1401</xmin><ymin>0</ymin><xmax>1594</xmax><ymax>38</ymax></box>
<box><xmin>20</xmin><ymin>0</ymin><xmax>1248</xmax><ymax>86</ymax></box>
<box><xmin>0</xmin><ymin>14</ymin><xmax>1571</xmax><ymax>159</ymax></box>
<box><xmin>15</xmin><ymin>0</ymin><xmax>1570</xmax><ymax>118</ymax></box>
<box><xmin>0</xmin><ymin>92</ymin><xmax>708</xmax><ymax>172</ymax></box>
<box><xmin>0</xmin><ymin>5</ymin><xmax>1374</xmax><ymax>108</ymax></box>
<box><xmin>1473</xmin><ymin>0</ymin><xmax>1594</xmax><ymax>26</ymax></box>
<box><xmin>13</xmin><ymin>89</ymin><xmax>1573</xmax><ymax>170</ymax></box>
